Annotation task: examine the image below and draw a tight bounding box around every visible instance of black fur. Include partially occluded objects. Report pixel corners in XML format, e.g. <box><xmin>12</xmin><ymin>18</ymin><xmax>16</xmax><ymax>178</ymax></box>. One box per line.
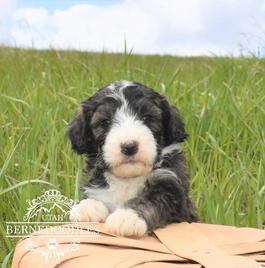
<box><xmin>126</xmin><ymin>152</ymin><xmax>197</xmax><ymax>232</ymax></box>
<box><xmin>68</xmin><ymin>81</ymin><xmax>198</xmax><ymax>232</ymax></box>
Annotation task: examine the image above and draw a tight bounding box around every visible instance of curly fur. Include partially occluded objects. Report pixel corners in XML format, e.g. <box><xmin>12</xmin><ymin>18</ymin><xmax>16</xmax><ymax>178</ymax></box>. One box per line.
<box><xmin>68</xmin><ymin>80</ymin><xmax>198</xmax><ymax>236</ymax></box>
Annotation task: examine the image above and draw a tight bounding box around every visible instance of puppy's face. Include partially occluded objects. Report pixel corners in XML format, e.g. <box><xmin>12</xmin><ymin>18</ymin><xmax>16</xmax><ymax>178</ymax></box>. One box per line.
<box><xmin>68</xmin><ymin>81</ymin><xmax>187</xmax><ymax>178</ymax></box>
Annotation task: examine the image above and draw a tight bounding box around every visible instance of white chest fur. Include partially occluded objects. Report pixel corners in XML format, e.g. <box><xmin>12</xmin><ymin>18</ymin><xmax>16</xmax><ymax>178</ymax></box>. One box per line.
<box><xmin>84</xmin><ymin>172</ymin><xmax>147</xmax><ymax>212</ymax></box>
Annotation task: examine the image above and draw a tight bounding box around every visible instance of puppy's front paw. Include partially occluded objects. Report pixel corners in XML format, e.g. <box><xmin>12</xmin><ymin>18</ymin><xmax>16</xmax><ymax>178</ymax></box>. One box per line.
<box><xmin>105</xmin><ymin>208</ymin><xmax>147</xmax><ymax>237</ymax></box>
<box><xmin>69</xmin><ymin>199</ymin><xmax>109</xmax><ymax>222</ymax></box>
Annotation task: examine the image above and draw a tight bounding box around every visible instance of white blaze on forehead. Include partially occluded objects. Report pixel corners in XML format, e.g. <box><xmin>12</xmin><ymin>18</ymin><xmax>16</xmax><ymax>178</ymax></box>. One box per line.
<box><xmin>103</xmin><ymin>87</ymin><xmax>157</xmax><ymax>178</ymax></box>
<box><xmin>118</xmin><ymin>80</ymin><xmax>135</xmax><ymax>89</ymax></box>
<box><xmin>107</xmin><ymin>80</ymin><xmax>135</xmax><ymax>103</ymax></box>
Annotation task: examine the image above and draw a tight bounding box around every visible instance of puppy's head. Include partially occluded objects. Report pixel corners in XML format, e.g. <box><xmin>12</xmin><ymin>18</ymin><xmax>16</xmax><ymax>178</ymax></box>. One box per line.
<box><xmin>68</xmin><ymin>81</ymin><xmax>187</xmax><ymax>178</ymax></box>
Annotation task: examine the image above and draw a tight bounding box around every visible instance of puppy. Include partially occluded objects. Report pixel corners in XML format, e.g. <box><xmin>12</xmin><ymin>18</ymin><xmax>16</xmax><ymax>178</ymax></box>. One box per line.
<box><xmin>68</xmin><ymin>80</ymin><xmax>197</xmax><ymax>237</ymax></box>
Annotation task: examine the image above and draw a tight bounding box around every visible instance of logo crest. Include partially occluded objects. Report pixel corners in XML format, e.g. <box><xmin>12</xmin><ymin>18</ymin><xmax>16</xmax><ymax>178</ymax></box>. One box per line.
<box><xmin>23</xmin><ymin>189</ymin><xmax>76</xmax><ymax>221</ymax></box>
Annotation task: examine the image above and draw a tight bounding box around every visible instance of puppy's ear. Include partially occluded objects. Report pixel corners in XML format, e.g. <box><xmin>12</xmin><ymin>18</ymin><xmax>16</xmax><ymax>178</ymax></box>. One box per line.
<box><xmin>67</xmin><ymin>101</ymin><xmax>96</xmax><ymax>155</ymax></box>
<box><xmin>161</xmin><ymin>97</ymin><xmax>188</xmax><ymax>146</ymax></box>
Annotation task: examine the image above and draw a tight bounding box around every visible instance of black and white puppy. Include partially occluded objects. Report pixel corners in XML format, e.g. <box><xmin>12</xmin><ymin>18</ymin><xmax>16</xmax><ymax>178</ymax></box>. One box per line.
<box><xmin>68</xmin><ymin>80</ymin><xmax>197</xmax><ymax>237</ymax></box>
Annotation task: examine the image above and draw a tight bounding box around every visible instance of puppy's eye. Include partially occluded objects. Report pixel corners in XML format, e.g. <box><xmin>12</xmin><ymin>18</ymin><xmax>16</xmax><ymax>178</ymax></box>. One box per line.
<box><xmin>99</xmin><ymin>118</ymin><xmax>111</xmax><ymax>127</ymax></box>
<box><xmin>142</xmin><ymin>115</ymin><xmax>153</xmax><ymax>123</ymax></box>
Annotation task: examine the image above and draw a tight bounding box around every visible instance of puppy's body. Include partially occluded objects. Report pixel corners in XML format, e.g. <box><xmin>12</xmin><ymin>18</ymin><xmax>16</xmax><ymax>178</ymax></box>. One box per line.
<box><xmin>68</xmin><ymin>81</ymin><xmax>197</xmax><ymax>236</ymax></box>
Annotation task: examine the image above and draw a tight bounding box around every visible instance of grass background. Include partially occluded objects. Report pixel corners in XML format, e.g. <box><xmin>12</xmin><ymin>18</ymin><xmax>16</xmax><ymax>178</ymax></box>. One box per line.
<box><xmin>0</xmin><ymin>47</ymin><xmax>264</xmax><ymax>265</ymax></box>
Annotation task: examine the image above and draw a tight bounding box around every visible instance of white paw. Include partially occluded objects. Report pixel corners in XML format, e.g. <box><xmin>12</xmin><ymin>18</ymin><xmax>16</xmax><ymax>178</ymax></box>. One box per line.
<box><xmin>105</xmin><ymin>208</ymin><xmax>147</xmax><ymax>237</ymax></box>
<box><xmin>69</xmin><ymin>199</ymin><xmax>109</xmax><ymax>222</ymax></box>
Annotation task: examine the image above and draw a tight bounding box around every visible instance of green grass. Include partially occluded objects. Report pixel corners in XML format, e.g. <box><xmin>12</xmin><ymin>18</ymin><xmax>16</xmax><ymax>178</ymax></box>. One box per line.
<box><xmin>0</xmin><ymin>47</ymin><xmax>264</xmax><ymax>265</ymax></box>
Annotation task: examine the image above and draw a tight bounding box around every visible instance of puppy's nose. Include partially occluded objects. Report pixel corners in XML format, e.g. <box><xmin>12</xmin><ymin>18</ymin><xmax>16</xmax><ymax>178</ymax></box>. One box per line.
<box><xmin>121</xmin><ymin>141</ymin><xmax>138</xmax><ymax>156</ymax></box>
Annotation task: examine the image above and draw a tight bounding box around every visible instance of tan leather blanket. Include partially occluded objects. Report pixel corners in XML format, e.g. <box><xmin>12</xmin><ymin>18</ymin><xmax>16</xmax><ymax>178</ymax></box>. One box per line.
<box><xmin>11</xmin><ymin>222</ymin><xmax>265</xmax><ymax>268</ymax></box>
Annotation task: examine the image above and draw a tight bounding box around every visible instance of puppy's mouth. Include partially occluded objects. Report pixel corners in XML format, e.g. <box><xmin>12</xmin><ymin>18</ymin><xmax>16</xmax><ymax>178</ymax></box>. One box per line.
<box><xmin>111</xmin><ymin>159</ymin><xmax>152</xmax><ymax>178</ymax></box>
<box><xmin>121</xmin><ymin>158</ymin><xmax>142</xmax><ymax>164</ymax></box>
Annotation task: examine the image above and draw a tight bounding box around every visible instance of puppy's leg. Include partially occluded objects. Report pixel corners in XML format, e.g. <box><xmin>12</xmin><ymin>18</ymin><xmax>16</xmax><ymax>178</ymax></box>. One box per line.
<box><xmin>126</xmin><ymin>172</ymin><xmax>197</xmax><ymax>233</ymax></box>
<box><xmin>69</xmin><ymin>199</ymin><xmax>109</xmax><ymax>222</ymax></box>
<box><xmin>105</xmin><ymin>208</ymin><xmax>147</xmax><ymax>237</ymax></box>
